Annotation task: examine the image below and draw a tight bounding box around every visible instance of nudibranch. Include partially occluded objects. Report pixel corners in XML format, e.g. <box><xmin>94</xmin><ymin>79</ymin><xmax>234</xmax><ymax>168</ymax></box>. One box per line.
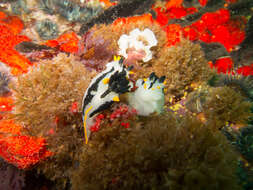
<box><xmin>128</xmin><ymin>72</ymin><xmax>166</xmax><ymax>116</ymax></box>
<box><xmin>118</xmin><ymin>28</ymin><xmax>158</xmax><ymax>62</ymax></box>
<box><xmin>82</xmin><ymin>56</ymin><xmax>133</xmax><ymax>144</ymax></box>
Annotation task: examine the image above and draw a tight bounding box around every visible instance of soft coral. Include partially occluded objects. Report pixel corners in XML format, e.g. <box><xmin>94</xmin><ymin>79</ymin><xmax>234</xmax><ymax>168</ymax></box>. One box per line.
<box><xmin>0</xmin><ymin>12</ymin><xmax>32</xmax><ymax>75</ymax></box>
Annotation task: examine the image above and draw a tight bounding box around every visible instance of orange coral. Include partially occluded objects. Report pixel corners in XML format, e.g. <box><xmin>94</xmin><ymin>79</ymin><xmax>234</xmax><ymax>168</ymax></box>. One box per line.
<box><xmin>183</xmin><ymin>9</ymin><xmax>245</xmax><ymax>52</ymax></box>
<box><xmin>113</xmin><ymin>14</ymin><xmax>154</xmax><ymax>27</ymax></box>
<box><xmin>0</xmin><ymin>15</ymin><xmax>24</xmax><ymax>35</ymax></box>
<box><xmin>0</xmin><ymin>119</ymin><xmax>52</xmax><ymax>169</ymax></box>
<box><xmin>0</xmin><ymin>12</ymin><xmax>32</xmax><ymax>76</ymax></box>
<box><xmin>0</xmin><ymin>135</ymin><xmax>53</xmax><ymax>169</ymax></box>
<box><xmin>0</xmin><ymin>97</ymin><xmax>13</xmax><ymax>112</ymax></box>
<box><xmin>45</xmin><ymin>32</ymin><xmax>79</xmax><ymax>53</ymax></box>
<box><xmin>0</xmin><ymin>119</ymin><xmax>21</xmax><ymax>137</ymax></box>
<box><xmin>0</xmin><ymin>12</ymin><xmax>6</xmax><ymax>20</ymax></box>
<box><xmin>198</xmin><ymin>0</ymin><xmax>208</xmax><ymax>6</ymax></box>
<box><xmin>165</xmin><ymin>24</ymin><xmax>182</xmax><ymax>46</ymax></box>
<box><xmin>0</xmin><ymin>118</ymin><xmax>53</xmax><ymax>169</ymax></box>
<box><xmin>99</xmin><ymin>0</ymin><xmax>117</xmax><ymax>8</ymax></box>
<box><xmin>237</xmin><ymin>64</ymin><xmax>253</xmax><ymax>76</ymax></box>
<box><xmin>166</xmin><ymin>0</ymin><xmax>183</xmax><ymax>9</ymax></box>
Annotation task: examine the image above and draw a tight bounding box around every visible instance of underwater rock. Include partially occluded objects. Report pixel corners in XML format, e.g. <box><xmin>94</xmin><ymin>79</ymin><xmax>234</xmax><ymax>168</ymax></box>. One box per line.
<box><xmin>11</xmin><ymin>0</ymin><xmax>30</xmax><ymax>15</ymax></box>
<box><xmin>39</xmin><ymin>0</ymin><xmax>55</xmax><ymax>15</ymax></box>
<box><xmin>72</xmin><ymin>113</ymin><xmax>240</xmax><ymax>190</ymax></box>
<box><xmin>209</xmin><ymin>74</ymin><xmax>253</xmax><ymax>101</ymax></box>
<box><xmin>54</xmin><ymin>0</ymin><xmax>83</xmax><ymax>21</ymax></box>
<box><xmin>39</xmin><ymin>0</ymin><xmax>103</xmax><ymax>22</ymax></box>
<box><xmin>236</xmin><ymin>126</ymin><xmax>253</xmax><ymax>163</ymax></box>
<box><xmin>168</xmin><ymin>0</ymin><xmax>226</xmax><ymax>27</ymax></box>
<box><xmin>56</xmin><ymin>0</ymin><xmax>81</xmax><ymax>21</ymax></box>
<box><xmin>0</xmin><ymin>72</ymin><xmax>10</xmax><ymax>96</ymax></box>
<box><xmin>79</xmin><ymin>0</ymin><xmax>154</xmax><ymax>34</ymax></box>
<box><xmin>0</xmin><ymin>159</ymin><xmax>25</xmax><ymax>190</ymax></box>
<box><xmin>228</xmin><ymin>0</ymin><xmax>253</xmax><ymax>16</ymax></box>
<box><xmin>15</xmin><ymin>41</ymin><xmax>53</xmax><ymax>53</ymax></box>
<box><xmin>35</xmin><ymin>19</ymin><xmax>58</xmax><ymax>40</ymax></box>
<box><xmin>237</xmin><ymin>160</ymin><xmax>253</xmax><ymax>190</ymax></box>
<box><xmin>231</xmin><ymin>16</ymin><xmax>253</xmax><ymax>67</ymax></box>
<box><xmin>199</xmin><ymin>42</ymin><xmax>229</xmax><ymax>63</ymax></box>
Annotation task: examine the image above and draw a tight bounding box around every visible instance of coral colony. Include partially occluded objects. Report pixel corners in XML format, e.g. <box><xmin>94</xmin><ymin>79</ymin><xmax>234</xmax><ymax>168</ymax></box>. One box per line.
<box><xmin>0</xmin><ymin>0</ymin><xmax>253</xmax><ymax>189</ymax></box>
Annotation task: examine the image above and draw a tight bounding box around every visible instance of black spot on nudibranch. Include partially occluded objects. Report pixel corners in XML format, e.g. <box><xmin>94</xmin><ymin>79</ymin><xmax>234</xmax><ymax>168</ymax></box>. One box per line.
<box><xmin>119</xmin><ymin>57</ymin><xmax>124</xmax><ymax>64</ymax></box>
<box><xmin>148</xmin><ymin>72</ymin><xmax>159</xmax><ymax>89</ymax></box>
<box><xmin>127</xmin><ymin>65</ymin><xmax>134</xmax><ymax>71</ymax></box>
<box><xmin>108</xmin><ymin>70</ymin><xmax>131</xmax><ymax>94</ymax></box>
<box><xmin>149</xmin><ymin>72</ymin><xmax>157</xmax><ymax>80</ymax></box>
<box><xmin>159</xmin><ymin>76</ymin><xmax>166</xmax><ymax>83</ymax></box>
<box><xmin>89</xmin><ymin>101</ymin><xmax>113</xmax><ymax>117</ymax></box>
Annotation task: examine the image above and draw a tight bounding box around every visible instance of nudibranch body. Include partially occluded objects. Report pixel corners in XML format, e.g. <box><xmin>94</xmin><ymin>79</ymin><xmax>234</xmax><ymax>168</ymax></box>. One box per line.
<box><xmin>128</xmin><ymin>72</ymin><xmax>165</xmax><ymax>116</ymax></box>
<box><xmin>82</xmin><ymin>56</ymin><xmax>133</xmax><ymax>143</ymax></box>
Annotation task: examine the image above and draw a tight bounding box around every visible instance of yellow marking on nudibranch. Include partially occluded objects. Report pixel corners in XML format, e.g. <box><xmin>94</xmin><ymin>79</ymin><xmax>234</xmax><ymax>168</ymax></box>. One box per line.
<box><xmin>143</xmin><ymin>78</ymin><xmax>147</xmax><ymax>82</ymax></box>
<box><xmin>163</xmin><ymin>80</ymin><xmax>167</xmax><ymax>85</ymax></box>
<box><xmin>164</xmin><ymin>88</ymin><xmax>167</xmax><ymax>93</ymax></box>
<box><xmin>83</xmin><ymin>106</ymin><xmax>93</xmax><ymax>144</ymax></box>
<box><xmin>152</xmin><ymin>88</ymin><xmax>155</xmax><ymax>90</ymax></box>
<box><xmin>143</xmin><ymin>83</ymin><xmax>147</xmax><ymax>89</ymax></box>
<box><xmin>113</xmin><ymin>96</ymin><xmax>120</xmax><ymax>102</ymax></box>
<box><xmin>102</xmin><ymin>78</ymin><xmax>109</xmax><ymax>84</ymax></box>
<box><xmin>157</xmin><ymin>86</ymin><xmax>160</xmax><ymax>89</ymax></box>
<box><xmin>170</xmin><ymin>103</ymin><xmax>183</xmax><ymax>112</ymax></box>
<box><xmin>114</xmin><ymin>55</ymin><xmax>121</xmax><ymax>61</ymax></box>
<box><xmin>175</xmin><ymin>104</ymin><xmax>183</xmax><ymax>110</ymax></box>
<box><xmin>129</xmin><ymin>71</ymin><xmax>134</xmax><ymax>75</ymax></box>
<box><xmin>169</xmin><ymin>97</ymin><xmax>173</xmax><ymax>103</ymax></box>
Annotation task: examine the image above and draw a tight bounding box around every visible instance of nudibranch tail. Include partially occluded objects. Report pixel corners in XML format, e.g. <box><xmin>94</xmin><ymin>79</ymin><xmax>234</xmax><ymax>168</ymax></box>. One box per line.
<box><xmin>83</xmin><ymin>106</ymin><xmax>93</xmax><ymax>144</ymax></box>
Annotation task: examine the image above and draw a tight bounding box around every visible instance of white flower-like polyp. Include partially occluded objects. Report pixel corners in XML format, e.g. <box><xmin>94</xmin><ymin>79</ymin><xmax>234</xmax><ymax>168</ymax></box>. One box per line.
<box><xmin>118</xmin><ymin>28</ymin><xmax>158</xmax><ymax>62</ymax></box>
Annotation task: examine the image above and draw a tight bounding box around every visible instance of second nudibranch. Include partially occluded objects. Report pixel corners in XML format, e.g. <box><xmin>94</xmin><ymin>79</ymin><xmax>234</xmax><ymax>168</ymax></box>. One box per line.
<box><xmin>82</xmin><ymin>56</ymin><xmax>133</xmax><ymax>144</ymax></box>
<box><xmin>128</xmin><ymin>72</ymin><xmax>166</xmax><ymax>116</ymax></box>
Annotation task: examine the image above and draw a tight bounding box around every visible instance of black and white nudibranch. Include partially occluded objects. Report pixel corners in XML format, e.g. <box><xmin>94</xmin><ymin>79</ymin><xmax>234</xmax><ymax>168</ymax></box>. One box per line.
<box><xmin>82</xmin><ymin>56</ymin><xmax>133</xmax><ymax>144</ymax></box>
